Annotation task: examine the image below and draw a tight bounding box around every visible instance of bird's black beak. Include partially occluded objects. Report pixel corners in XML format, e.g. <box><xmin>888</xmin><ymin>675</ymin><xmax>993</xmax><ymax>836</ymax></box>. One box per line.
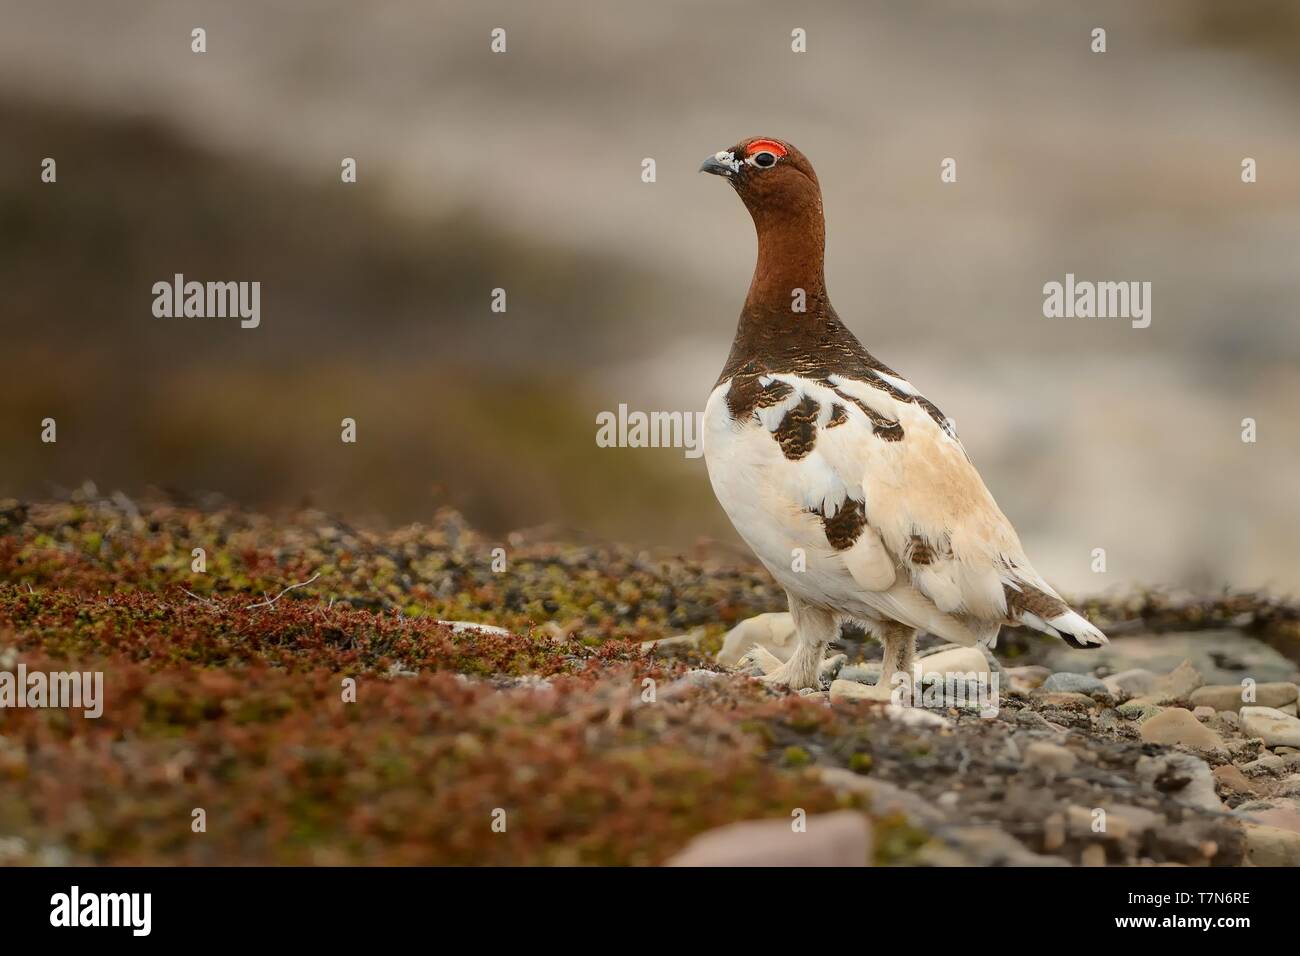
<box><xmin>700</xmin><ymin>150</ymin><xmax>740</xmax><ymax>178</ymax></box>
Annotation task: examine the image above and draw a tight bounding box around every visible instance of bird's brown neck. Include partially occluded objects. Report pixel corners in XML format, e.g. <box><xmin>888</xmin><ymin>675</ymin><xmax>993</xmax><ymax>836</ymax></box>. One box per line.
<box><xmin>715</xmin><ymin>190</ymin><xmax>898</xmax><ymax>393</ymax></box>
<box><xmin>743</xmin><ymin>200</ymin><xmax>827</xmax><ymax>313</ymax></box>
<box><xmin>716</xmin><ymin>196</ymin><xmax>850</xmax><ymax>387</ymax></box>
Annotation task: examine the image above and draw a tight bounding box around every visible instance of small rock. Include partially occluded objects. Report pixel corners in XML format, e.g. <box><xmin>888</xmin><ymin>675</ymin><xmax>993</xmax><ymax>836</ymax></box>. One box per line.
<box><xmin>838</xmin><ymin>663</ymin><xmax>880</xmax><ymax>685</ymax></box>
<box><xmin>1129</xmin><ymin>659</ymin><xmax>1204</xmax><ymax>707</ymax></box>
<box><xmin>1226</xmin><ymin>738</ymin><xmax>1264</xmax><ymax>764</ymax></box>
<box><xmin>1042</xmin><ymin>813</ymin><xmax>1066</xmax><ymax>851</ymax></box>
<box><xmin>440</xmin><ymin>620</ymin><xmax>512</xmax><ymax>637</ymax></box>
<box><xmin>1041</xmin><ymin>672</ymin><xmax>1109</xmax><ymax>696</ymax></box>
<box><xmin>665</xmin><ymin>811</ymin><xmax>871</xmax><ymax>866</ymax></box>
<box><xmin>830</xmin><ymin>679</ymin><xmax>894</xmax><ymax>704</ymax></box>
<box><xmin>1139</xmin><ymin>708</ymin><xmax>1225</xmax><ymax>751</ymax></box>
<box><xmin>716</xmin><ymin>612</ymin><xmax>796</xmax><ymax>668</ymax></box>
<box><xmin>1016</xmin><ymin>710</ymin><xmax>1066</xmax><ymax>732</ymax></box>
<box><xmin>1235</xmin><ymin>798</ymin><xmax>1300</xmax><ymax>834</ymax></box>
<box><xmin>1079</xmin><ymin>844</ymin><xmax>1107</xmax><ymax>867</ymax></box>
<box><xmin>1275</xmin><ymin>775</ymin><xmax>1300</xmax><ymax>798</ymax></box>
<box><xmin>1103</xmin><ymin>668</ymin><xmax>1158</xmax><ymax>699</ymax></box>
<box><xmin>914</xmin><ymin>645</ymin><xmax>990</xmax><ymax>677</ymax></box>
<box><xmin>1136</xmin><ymin>752</ymin><xmax>1223</xmax><ymax>812</ymax></box>
<box><xmin>1238</xmin><ymin>754</ymin><xmax>1285</xmax><ymax>775</ymax></box>
<box><xmin>1193</xmin><ymin>705</ymin><xmax>1216</xmax><ymax>720</ymax></box>
<box><xmin>1023</xmin><ymin>741</ymin><xmax>1078</xmax><ymax>776</ymax></box>
<box><xmin>1212</xmin><ymin>764</ymin><xmax>1256</xmax><ymax>795</ymax></box>
<box><xmin>1190</xmin><ymin>682</ymin><xmax>1299</xmax><ymax>713</ymax></box>
<box><xmin>1243</xmin><ymin>824</ymin><xmax>1300</xmax><ymax>866</ymax></box>
<box><xmin>1005</xmin><ymin>665</ymin><xmax>1051</xmax><ymax>693</ymax></box>
<box><xmin>1117</xmin><ymin>701</ymin><xmax>1164</xmax><ymax>723</ymax></box>
<box><xmin>1240</xmin><ymin>706</ymin><xmax>1300</xmax><ymax>748</ymax></box>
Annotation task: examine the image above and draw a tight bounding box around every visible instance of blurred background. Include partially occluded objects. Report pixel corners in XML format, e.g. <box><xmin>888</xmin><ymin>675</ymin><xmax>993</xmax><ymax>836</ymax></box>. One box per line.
<box><xmin>1</xmin><ymin>0</ymin><xmax>1298</xmax><ymax>594</ymax></box>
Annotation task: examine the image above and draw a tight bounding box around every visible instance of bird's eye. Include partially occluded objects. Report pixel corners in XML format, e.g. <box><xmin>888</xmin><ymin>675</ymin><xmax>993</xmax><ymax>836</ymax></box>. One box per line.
<box><xmin>752</xmin><ymin>151</ymin><xmax>778</xmax><ymax>168</ymax></box>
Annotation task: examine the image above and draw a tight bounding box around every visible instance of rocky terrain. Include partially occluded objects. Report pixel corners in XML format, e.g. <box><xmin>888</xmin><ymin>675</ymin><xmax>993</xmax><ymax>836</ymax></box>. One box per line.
<box><xmin>1</xmin><ymin>489</ymin><xmax>1299</xmax><ymax>866</ymax></box>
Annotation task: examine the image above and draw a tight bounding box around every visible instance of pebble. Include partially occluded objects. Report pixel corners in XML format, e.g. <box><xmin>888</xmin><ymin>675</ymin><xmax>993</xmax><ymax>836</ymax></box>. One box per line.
<box><xmin>1080</xmin><ymin>844</ymin><xmax>1107</xmax><ymax>867</ymax></box>
<box><xmin>715</xmin><ymin>612</ymin><xmax>796</xmax><ymax>668</ymax></box>
<box><xmin>1240</xmin><ymin>706</ymin><xmax>1300</xmax><ymax>748</ymax></box>
<box><xmin>1041</xmin><ymin>672</ymin><xmax>1110</xmax><ymax>696</ymax></box>
<box><xmin>1135</xmin><ymin>752</ymin><xmax>1223</xmax><ymax>812</ymax></box>
<box><xmin>1103</xmin><ymin>668</ymin><xmax>1158</xmax><ymax>699</ymax></box>
<box><xmin>1016</xmin><ymin>710</ymin><xmax>1065</xmax><ymax>732</ymax></box>
<box><xmin>1023</xmin><ymin>741</ymin><xmax>1078</xmax><ymax>776</ymax></box>
<box><xmin>1116</xmin><ymin>701</ymin><xmax>1164</xmax><ymax>723</ymax></box>
<box><xmin>440</xmin><ymin>620</ymin><xmax>512</xmax><ymax>637</ymax></box>
<box><xmin>838</xmin><ymin>664</ymin><xmax>880</xmax><ymax>684</ymax></box>
<box><xmin>1128</xmin><ymin>659</ymin><xmax>1204</xmax><ymax>707</ymax></box>
<box><xmin>1193</xmin><ymin>705</ymin><xmax>1216</xmax><ymax>719</ymax></box>
<box><xmin>1005</xmin><ymin>665</ymin><xmax>1051</xmax><ymax>692</ymax></box>
<box><xmin>1139</xmin><ymin>708</ymin><xmax>1225</xmax><ymax>751</ymax></box>
<box><xmin>1243</xmin><ymin>825</ymin><xmax>1300</xmax><ymax>867</ymax></box>
<box><xmin>915</xmin><ymin>645</ymin><xmax>990</xmax><ymax>677</ymax></box>
<box><xmin>830</xmin><ymin>679</ymin><xmax>894</xmax><ymax>704</ymax></box>
<box><xmin>665</xmin><ymin>810</ymin><xmax>872</xmax><ymax>867</ymax></box>
<box><xmin>1212</xmin><ymin>764</ymin><xmax>1256</xmax><ymax>794</ymax></box>
<box><xmin>1275</xmin><ymin>775</ymin><xmax>1300</xmax><ymax>798</ymax></box>
<box><xmin>1190</xmin><ymin>682</ymin><xmax>1299</xmax><ymax>713</ymax></box>
<box><xmin>1238</xmin><ymin>754</ymin><xmax>1285</xmax><ymax>775</ymax></box>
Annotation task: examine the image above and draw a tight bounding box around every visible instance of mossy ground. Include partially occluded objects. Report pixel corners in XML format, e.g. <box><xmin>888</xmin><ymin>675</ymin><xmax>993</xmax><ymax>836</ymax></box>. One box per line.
<box><xmin>1</xmin><ymin>492</ymin><xmax>1295</xmax><ymax>865</ymax></box>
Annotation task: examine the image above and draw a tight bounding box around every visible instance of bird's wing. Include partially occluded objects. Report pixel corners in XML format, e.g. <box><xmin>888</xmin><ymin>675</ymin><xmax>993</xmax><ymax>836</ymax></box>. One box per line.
<box><xmin>749</xmin><ymin>369</ymin><xmax>1105</xmax><ymax>647</ymax></box>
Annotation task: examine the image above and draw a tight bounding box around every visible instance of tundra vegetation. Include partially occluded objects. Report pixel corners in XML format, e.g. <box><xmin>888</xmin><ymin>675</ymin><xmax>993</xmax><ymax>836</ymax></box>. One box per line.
<box><xmin>1</xmin><ymin>489</ymin><xmax>1298</xmax><ymax>866</ymax></box>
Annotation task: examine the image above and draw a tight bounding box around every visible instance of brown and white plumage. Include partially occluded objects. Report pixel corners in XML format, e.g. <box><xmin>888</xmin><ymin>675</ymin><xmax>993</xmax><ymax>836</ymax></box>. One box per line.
<box><xmin>699</xmin><ymin>137</ymin><xmax>1105</xmax><ymax>691</ymax></box>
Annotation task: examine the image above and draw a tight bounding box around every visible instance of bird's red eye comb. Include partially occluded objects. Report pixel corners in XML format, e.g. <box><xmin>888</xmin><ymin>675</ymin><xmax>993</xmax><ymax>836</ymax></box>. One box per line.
<box><xmin>745</xmin><ymin>140</ymin><xmax>787</xmax><ymax>158</ymax></box>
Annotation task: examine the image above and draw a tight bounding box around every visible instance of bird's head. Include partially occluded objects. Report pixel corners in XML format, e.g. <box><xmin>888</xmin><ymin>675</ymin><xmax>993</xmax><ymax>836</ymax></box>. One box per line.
<box><xmin>699</xmin><ymin>137</ymin><xmax>822</xmax><ymax>222</ymax></box>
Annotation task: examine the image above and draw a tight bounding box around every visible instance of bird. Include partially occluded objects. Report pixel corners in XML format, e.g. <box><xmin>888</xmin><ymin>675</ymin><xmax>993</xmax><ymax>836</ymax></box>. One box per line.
<box><xmin>698</xmin><ymin>137</ymin><xmax>1107</xmax><ymax>692</ymax></box>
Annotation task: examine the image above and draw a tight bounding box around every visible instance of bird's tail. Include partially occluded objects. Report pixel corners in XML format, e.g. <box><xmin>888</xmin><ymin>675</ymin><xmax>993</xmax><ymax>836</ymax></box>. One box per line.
<box><xmin>1003</xmin><ymin>580</ymin><xmax>1107</xmax><ymax>648</ymax></box>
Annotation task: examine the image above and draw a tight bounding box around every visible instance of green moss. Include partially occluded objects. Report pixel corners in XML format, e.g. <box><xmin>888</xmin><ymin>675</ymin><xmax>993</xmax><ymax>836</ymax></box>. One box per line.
<box><xmin>849</xmin><ymin>752</ymin><xmax>874</xmax><ymax>774</ymax></box>
<box><xmin>781</xmin><ymin>746</ymin><xmax>812</xmax><ymax>768</ymax></box>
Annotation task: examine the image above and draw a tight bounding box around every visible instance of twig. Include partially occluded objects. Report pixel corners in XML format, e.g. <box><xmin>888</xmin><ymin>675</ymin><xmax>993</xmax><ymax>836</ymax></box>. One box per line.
<box><xmin>245</xmin><ymin>572</ymin><xmax>321</xmax><ymax>610</ymax></box>
<box><xmin>182</xmin><ymin>589</ymin><xmax>217</xmax><ymax>607</ymax></box>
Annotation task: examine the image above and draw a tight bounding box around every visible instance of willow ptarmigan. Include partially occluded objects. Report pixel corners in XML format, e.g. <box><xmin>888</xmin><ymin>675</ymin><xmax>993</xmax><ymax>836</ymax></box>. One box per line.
<box><xmin>699</xmin><ymin>137</ymin><xmax>1107</xmax><ymax>692</ymax></box>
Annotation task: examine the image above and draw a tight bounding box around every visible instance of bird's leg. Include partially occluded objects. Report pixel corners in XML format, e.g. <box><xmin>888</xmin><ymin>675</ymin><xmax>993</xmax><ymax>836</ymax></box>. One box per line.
<box><xmin>877</xmin><ymin>623</ymin><xmax>918</xmax><ymax>701</ymax></box>
<box><xmin>757</xmin><ymin>596</ymin><xmax>837</xmax><ymax>691</ymax></box>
